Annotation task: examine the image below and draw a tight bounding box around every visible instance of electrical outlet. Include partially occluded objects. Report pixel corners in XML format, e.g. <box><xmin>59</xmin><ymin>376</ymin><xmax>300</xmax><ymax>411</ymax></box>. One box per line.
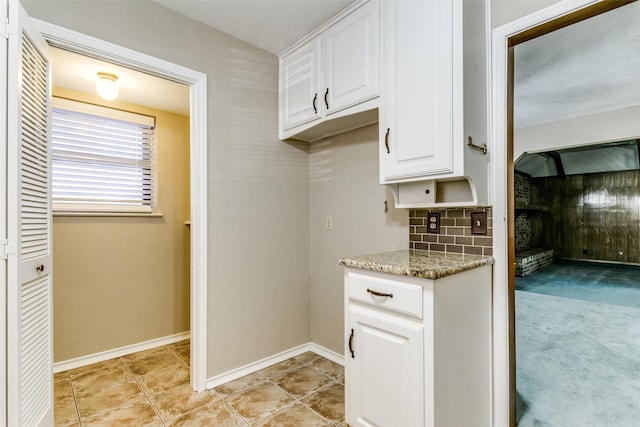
<box><xmin>427</xmin><ymin>212</ymin><xmax>440</xmax><ymax>234</ymax></box>
<box><xmin>325</xmin><ymin>215</ymin><xmax>333</xmax><ymax>230</ymax></box>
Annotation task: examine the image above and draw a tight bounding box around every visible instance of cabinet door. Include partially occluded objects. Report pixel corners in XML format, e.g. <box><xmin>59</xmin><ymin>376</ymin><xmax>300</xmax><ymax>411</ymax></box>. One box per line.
<box><xmin>380</xmin><ymin>0</ymin><xmax>457</xmax><ymax>183</ymax></box>
<box><xmin>279</xmin><ymin>37</ymin><xmax>321</xmax><ymax>131</ymax></box>
<box><xmin>323</xmin><ymin>0</ymin><xmax>379</xmax><ymax>116</ymax></box>
<box><xmin>346</xmin><ymin>308</ymin><xmax>423</xmax><ymax>427</ymax></box>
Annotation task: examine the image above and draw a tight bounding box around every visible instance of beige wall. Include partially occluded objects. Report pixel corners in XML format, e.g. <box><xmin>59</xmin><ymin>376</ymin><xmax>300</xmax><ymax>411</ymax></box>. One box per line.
<box><xmin>51</xmin><ymin>87</ymin><xmax>190</xmax><ymax>362</ymax></box>
<box><xmin>309</xmin><ymin>125</ymin><xmax>408</xmax><ymax>354</ymax></box>
<box><xmin>26</xmin><ymin>0</ymin><xmax>519</xmax><ymax>375</ymax></box>
<box><xmin>490</xmin><ymin>0</ymin><xmax>562</xmax><ymax>29</ymax></box>
<box><xmin>24</xmin><ymin>0</ymin><xmax>311</xmax><ymax>376</ymax></box>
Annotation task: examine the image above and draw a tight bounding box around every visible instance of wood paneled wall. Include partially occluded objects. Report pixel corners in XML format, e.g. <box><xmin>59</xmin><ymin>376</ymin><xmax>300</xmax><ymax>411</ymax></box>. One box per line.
<box><xmin>533</xmin><ymin>170</ymin><xmax>640</xmax><ymax>264</ymax></box>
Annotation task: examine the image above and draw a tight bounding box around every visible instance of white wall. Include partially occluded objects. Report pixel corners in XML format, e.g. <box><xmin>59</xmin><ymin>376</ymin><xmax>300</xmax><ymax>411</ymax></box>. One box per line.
<box><xmin>23</xmin><ymin>0</ymin><xmax>311</xmax><ymax>377</ymax></box>
<box><xmin>515</xmin><ymin>105</ymin><xmax>640</xmax><ymax>160</ymax></box>
<box><xmin>309</xmin><ymin>124</ymin><xmax>408</xmax><ymax>354</ymax></box>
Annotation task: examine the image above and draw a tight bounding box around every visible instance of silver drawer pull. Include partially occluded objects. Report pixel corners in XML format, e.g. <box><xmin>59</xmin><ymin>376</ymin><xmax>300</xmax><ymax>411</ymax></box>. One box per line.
<box><xmin>367</xmin><ymin>288</ymin><xmax>393</xmax><ymax>298</ymax></box>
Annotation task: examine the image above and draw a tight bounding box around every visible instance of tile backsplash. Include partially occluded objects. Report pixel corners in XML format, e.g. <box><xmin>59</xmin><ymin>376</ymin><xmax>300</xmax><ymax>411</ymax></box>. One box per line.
<box><xmin>409</xmin><ymin>208</ymin><xmax>493</xmax><ymax>256</ymax></box>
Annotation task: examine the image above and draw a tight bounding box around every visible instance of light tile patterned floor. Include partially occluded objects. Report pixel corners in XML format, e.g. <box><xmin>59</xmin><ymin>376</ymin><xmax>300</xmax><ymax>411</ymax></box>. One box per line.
<box><xmin>54</xmin><ymin>340</ymin><xmax>345</xmax><ymax>426</ymax></box>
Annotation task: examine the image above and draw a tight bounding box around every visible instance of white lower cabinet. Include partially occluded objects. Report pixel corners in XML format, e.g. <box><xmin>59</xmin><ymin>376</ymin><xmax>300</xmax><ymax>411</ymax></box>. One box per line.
<box><xmin>347</xmin><ymin>309</ymin><xmax>424</xmax><ymax>427</ymax></box>
<box><xmin>344</xmin><ymin>266</ymin><xmax>492</xmax><ymax>427</ymax></box>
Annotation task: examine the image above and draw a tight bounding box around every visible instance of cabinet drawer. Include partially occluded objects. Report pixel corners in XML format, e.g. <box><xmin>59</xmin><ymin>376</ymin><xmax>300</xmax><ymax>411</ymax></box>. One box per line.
<box><xmin>347</xmin><ymin>272</ymin><xmax>422</xmax><ymax>318</ymax></box>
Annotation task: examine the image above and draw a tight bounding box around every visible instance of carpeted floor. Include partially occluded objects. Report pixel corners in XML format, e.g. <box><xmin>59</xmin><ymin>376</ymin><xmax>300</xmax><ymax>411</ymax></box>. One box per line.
<box><xmin>516</xmin><ymin>260</ymin><xmax>640</xmax><ymax>308</ymax></box>
<box><xmin>516</xmin><ymin>261</ymin><xmax>640</xmax><ymax>426</ymax></box>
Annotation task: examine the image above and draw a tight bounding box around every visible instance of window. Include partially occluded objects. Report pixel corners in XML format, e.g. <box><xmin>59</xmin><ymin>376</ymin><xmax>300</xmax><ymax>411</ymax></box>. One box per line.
<box><xmin>51</xmin><ymin>98</ymin><xmax>156</xmax><ymax>214</ymax></box>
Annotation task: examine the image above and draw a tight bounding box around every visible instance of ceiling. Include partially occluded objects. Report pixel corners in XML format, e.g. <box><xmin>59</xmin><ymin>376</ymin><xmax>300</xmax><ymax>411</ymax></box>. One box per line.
<box><xmin>50</xmin><ymin>1</ymin><xmax>640</xmax><ymax>127</ymax></box>
<box><xmin>515</xmin><ymin>140</ymin><xmax>640</xmax><ymax>178</ymax></box>
<box><xmin>514</xmin><ymin>1</ymin><xmax>640</xmax><ymax>129</ymax></box>
<box><xmin>153</xmin><ymin>0</ymin><xmax>354</xmax><ymax>55</ymax></box>
<box><xmin>51</xmin><ymin>47</ymin><xmax>190</xmax><ymax>116</ymax></box>
<box><xmin>50</xmin><ymin>0</ymin><xmax>353</xmax><ymax>115</ymax></box>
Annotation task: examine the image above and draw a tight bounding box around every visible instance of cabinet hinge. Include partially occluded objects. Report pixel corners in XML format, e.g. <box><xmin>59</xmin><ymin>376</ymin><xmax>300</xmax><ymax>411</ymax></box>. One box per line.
<box><xmin>0</xmin><ymin>239</ymin><xmax>16</xmax><ymax>260</ymax></box>
<box><xmin>1</xmin><ymin>18</ymin><xmax>14</xmax><ymax>39</ymax></box>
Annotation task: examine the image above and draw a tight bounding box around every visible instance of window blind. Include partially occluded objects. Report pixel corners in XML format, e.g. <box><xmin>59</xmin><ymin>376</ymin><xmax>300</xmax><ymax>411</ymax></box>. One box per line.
<box><xmin>51</xmin><ymin>98</ymin><xmax>156</xmax><ymax>213</ymax></box>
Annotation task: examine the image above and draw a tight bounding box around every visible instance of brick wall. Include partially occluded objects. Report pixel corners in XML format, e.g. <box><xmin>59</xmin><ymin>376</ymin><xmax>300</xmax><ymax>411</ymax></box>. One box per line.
<box><xmin>409</xmin><ymin>208</ymin><xmax>493</xmax><ymax>256</ymax></box>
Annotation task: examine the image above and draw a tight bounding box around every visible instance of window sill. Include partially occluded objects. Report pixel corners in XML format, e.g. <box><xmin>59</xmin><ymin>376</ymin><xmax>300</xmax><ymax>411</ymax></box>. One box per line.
<box><xmin>53</xmin><ymin>211</ymin><xmax>164</xmax><ymax>218</ymax></box>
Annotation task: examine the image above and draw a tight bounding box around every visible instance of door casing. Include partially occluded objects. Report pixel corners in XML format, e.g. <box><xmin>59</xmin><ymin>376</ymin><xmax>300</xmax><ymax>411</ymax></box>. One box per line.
<box><xmin>33</xmin><ymin>19</ymin><xmax>210</xmax><ymax>392</ymax></box>
<box><xmin>490</xmin><ymin>0</ymin><xmax>635</xmax><ymax>425</ymax></box>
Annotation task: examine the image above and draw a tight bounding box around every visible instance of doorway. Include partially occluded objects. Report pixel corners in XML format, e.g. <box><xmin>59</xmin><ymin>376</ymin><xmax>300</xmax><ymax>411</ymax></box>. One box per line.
<box><xmin>34</xmin><ymin>19</ymin><xmax>209</xmax><ymax>392</ymax></box>
<box><xmin>49</xmin><ymin>46</ymin><xmax>192</xmax><ymax>370</ymax></box>
<box><xmin>513</xmin><ymin>144</ymin><xmax>640</xmax><ymax>424</ymax></box>
<box><xmin>490</xmin><ymin>0</ymin><xmax>639</xmax><ymax>425</ymax></box>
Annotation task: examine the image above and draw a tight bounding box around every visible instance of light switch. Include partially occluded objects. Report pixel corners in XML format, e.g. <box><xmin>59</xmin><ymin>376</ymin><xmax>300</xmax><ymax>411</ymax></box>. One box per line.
<box><xmin>325</xmin><ymin>215</ymin><xmax>333</xmax><ymax>230</ymax></box>
<box><xmin>471</xmin><ymin>211</ymin><xmax>487</xmax><ymax>235</ymax></box>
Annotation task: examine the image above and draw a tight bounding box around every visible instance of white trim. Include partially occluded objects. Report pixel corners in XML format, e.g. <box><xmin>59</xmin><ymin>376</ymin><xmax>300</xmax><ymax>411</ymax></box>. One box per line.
<box><xmin>307</xmin><ymin>342</ymin><xmax>345</xmax><ymax>366</ymax></box>
<box><xmin>489</xmin><ymin>1</ymin><xmax>605</xmax><ymax>425</ymax></box>
<box><xmin>32</xmin><ymin>19</ymin><xmax>209</xmax><ymax>392</ymax></box>
<box><xmin>206</xmin><ymin>342</ymin><xmax>344</xmax><ymax>390</ymax></box>
<box><xmin>278</xmin><ymin>0</ymin><xmax>369</xmax><ymax>57</ymax></box>
<box><xmin>0</xmin><ymin>2</ymin><xmax>9</xmax><ymax>426</ymax></box>
<box><xmin>53</xmin><ymin>332</ymin><xmax>190</xmax><ymax>373</ymax></box>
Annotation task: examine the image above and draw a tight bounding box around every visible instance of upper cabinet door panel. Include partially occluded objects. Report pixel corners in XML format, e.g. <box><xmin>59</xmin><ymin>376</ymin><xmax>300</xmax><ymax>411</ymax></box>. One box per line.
<box><xmin>279</xmin><ymin>0</ymin><xmax>380</xmax><ymax>140</ymax></box>
<box><xmin>323</xmin><ymin>0</ymin><xmax>379</xmax><ymax>115</ymax></box>
<box><xmin>380</xmin><ymin>0</ymin><xmax>456</xmax><ymax>182</ymax></box>
<box><xmin>280</xmin><ymin>38</ymin><xmax>321</xmax><ymax>131</ymax></box>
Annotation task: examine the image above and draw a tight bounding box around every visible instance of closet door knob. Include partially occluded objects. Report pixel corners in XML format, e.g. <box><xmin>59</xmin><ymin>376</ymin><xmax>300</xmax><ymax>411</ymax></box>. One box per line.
<box><xmin>36</xmin><ymin>264</ymin><xmax>44</xmax><ymax>273</ymax></box>
<box><xmin>324</xmin><ymin>88</ymin><xmax>329</xmax><ymax>109</ymax></box>
<box><xmin>312</xmin><ymin>93</ymin><xmax>318</xmax><ymax>114</ymax></box>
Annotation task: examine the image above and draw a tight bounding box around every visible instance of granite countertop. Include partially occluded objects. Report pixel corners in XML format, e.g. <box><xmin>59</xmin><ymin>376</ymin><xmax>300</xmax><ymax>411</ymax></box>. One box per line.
<box><xmin>339</xmin><ymin>249</ymin><xmax>494</xmax><ymax>280</ymax></box>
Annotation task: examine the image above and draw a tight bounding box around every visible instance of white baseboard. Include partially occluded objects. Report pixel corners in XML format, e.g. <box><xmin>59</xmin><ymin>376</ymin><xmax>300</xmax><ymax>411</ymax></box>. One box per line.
<box><xmin>53</xmin><ymin>331</ymin><xmax>190</xmax><ymax>373</ymax></box>
<box><xmin>206</xmin><ymin>341</ymin><xmax>344</xmax><ymax>390</ymax></box>
<box><xmin>54</xmin><ymin>337</ymin><xmax>344</xmax><ymax>385</ymax></box>
<box><xmin>308</xmin><ymin>342</ymin><xmax>345</xmax><ymax>366</ymax></box>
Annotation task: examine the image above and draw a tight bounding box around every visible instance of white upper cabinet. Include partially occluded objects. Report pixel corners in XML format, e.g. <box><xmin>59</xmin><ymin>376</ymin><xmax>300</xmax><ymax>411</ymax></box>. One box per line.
<box><xmin>323</xmin><ymin>2</ymin><xmax>379</xmax><ymax>116</ymax></box>
<box><xmin>280</xmin><ymin>38</ymin><xmax>322</xmax><ymax>131</ymax></box>
<box><xmin>279</xmin><ymin>0</ymin><xmax>379</xmax><ymax>142</ymax></box>
<box><xmin>379</xmin><ymin>0</ymin><xmax>489</xmax><ymax>207</ymax></box>
<box><xmin>380</xmin><ymin>0</ymin><xmax>457</xmax><ymax>180</ymax></box>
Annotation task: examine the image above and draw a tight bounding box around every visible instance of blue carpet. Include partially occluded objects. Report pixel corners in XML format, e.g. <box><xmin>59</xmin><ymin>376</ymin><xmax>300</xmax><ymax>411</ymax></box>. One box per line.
<box><xmin>516</xmin><ymin>261</ymin><xmax>640</xmax><ymax>426</ymax></box>
<box><xmin>516</xmin><ymin>260</ymin><xmax>640</xmax><ymax>308</ymax></box>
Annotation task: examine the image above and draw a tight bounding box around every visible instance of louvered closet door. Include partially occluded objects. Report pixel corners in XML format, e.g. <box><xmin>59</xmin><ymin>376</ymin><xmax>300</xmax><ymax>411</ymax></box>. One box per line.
<box><xmin>6</xmin><ymin>3</ymin><xmax>53</xmax><ymax>427</ymax></box>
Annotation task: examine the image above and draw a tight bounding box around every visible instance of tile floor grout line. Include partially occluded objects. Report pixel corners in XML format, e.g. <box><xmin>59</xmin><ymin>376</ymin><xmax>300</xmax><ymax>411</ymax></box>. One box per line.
<box><xmin>224</xmin><ymin>377</ymin><xmax>290</xmax><ymax>424</ymax></box>
<box><xmin>121</xmin><ymin>355</ymin><xmax>169</xmax><ymax>427</ymax></box>
<box><xmin>55</xmin><ymin>345</ymin><xmax>345</xmax><ymax>426</ymax></box>
<box><xmin>298</xmin><ymin>379</ymin><xmax>345</xmax><ymax>426</ymax></box>
<box><xmin>293</xmin><ymin>395</ymin><xmax>338</xmax><ymax>426</ymax></box>
<box><xmin>222</xmin><ymin>398</ymin><xmax>252</xmax><ymax>427</ymax></box>
<box><xmin>65</xmin><ymin>370</ymin><xmax>84</xmax><ymax>427</ymax></box>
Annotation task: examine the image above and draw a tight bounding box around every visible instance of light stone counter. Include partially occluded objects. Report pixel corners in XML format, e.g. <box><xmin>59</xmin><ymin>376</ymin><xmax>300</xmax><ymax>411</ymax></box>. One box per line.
<box><xmin>339</xmin><ymin>249</ymin><xmax>494</xmax><ymax>280</ymax></box>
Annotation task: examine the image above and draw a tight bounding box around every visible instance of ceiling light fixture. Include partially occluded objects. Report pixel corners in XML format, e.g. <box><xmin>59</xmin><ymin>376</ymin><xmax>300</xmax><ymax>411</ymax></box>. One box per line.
<box><xmin>95</xmin><ymin>72</ymin><xmax>119</xmax><ymax>101</ymax></box>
